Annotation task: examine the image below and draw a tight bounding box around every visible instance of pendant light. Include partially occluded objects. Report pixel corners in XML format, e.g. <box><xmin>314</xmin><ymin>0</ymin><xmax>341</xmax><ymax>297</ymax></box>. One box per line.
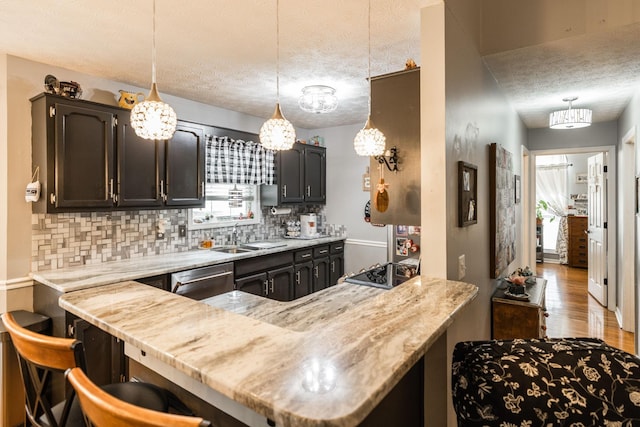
<box><xmin>131</xmin><ymin>0</ymin><xmax>177</xmax><ymax>140</ymax></box>
<box><xmin>353</xmin><ymin>0</ymin><xmax>386</xmax><ymax>156</ymax></box>
<box><xmin>259</xmin><ymin>0</ymin><xmax>296</xmax><ymax>151</ymax></box>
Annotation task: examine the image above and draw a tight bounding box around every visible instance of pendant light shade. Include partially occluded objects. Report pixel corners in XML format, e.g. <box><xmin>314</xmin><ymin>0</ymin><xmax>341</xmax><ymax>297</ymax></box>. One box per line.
<box><xmin>354</xmin><ymin>116</ymin><xmax>386</xmax><ymax>156</ymax></box>
<box><xmin>260</xmin><ymin>0</ymin><xmax>295</xmax><ymax>151</ymax></box>
<box><xmin>131</xmin><ymin>0</ymin><xmax>177</xmax><ymax>140</ymax></box>
<box><xmin>354</xmin><ymin>0</ymin><xmax>385</xmax><ymax>157</ymax></box>
<box><xmin>260</xmin><ymin>103</ymin><xmax>296</xmax><ymax>151</ymax></box>
<box><xmin>548</xmin><ymin>97</ymin><xmax>592</xmax><ymax>129</ymax></box>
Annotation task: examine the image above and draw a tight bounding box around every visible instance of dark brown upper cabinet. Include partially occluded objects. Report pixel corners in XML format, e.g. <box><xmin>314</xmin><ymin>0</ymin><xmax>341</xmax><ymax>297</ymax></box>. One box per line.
<box><xmin>262</xmin><ymin>142</ymin><xmax>326</xmax><ymax>206</ymax></box>
<box><xmin>165</xmin><ymin>122</ymin><xmax>205</xmax><ymax>207</ymax></box>
<box><xmin>31</xmin><ymin>94</ymin><xmax>205</xmax><ymax>213</ymax></box>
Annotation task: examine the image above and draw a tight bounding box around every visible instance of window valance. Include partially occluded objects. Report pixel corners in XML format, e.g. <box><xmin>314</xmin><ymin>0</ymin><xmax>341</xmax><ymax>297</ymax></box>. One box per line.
<box><xmin>205</xmin><ymin>135</ymin><xmax>275</xmax><ymax>185</ymax></box>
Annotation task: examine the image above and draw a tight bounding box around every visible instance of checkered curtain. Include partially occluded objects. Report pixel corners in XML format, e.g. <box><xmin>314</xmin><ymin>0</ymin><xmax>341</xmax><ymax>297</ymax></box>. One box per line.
<box><xmin>205</xmin><ymin>135</ymin><xmax>275</xmax><ymax>185</ymax></box>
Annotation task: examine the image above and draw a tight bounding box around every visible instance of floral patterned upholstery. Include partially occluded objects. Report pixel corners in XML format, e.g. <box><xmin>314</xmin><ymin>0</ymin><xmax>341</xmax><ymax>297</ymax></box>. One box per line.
<box><xmin>452</xmin><ymin>338</ymin><xmax>640</xmax><ymax>426</ymax></box>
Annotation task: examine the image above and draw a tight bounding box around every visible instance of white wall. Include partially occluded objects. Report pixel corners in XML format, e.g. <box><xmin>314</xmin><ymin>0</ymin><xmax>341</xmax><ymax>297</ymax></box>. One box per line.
<box><xmin>423</xmin><ymin>3</ymin><xmax>527</xmax><ymax>424</ymax></box>
<box><xmin>316</xmin><ymin>123</ymin><xmax>387</xmax><ymax>273</ymax></box>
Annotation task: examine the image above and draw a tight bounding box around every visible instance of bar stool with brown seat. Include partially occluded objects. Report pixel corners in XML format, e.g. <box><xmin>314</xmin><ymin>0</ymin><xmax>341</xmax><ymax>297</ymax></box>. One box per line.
<box><xmin>67</xmin><ymin>367</ymin><xmax>211</xmax><ymax>427</ymax></box>
<box><xmin>1</xmin><ymin>312</ymin><xmax>183</xmax><ymax>427</ymax></box>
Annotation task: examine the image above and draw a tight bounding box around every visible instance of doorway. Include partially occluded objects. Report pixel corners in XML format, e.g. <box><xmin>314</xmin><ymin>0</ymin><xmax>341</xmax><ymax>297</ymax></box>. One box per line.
<box><xmin>531</xmin><ymin>146</ymin><xmax>618</xmax><ymax>319</ymax></box>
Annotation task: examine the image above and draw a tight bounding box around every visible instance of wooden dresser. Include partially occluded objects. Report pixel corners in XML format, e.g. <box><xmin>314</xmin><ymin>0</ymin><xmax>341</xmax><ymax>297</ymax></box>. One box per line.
<box><xmin>567</xmin><ymin>215</ymin><xmax>588</xmax><ymax>268</ymax></box>
<box><xmin>492</xmin><ymin>277</ymin><xmax>548</xmax><ymax>339</ymax></box>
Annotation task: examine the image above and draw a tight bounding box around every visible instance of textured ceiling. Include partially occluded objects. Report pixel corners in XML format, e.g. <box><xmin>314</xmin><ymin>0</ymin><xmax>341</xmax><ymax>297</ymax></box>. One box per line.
<box><xmin>483</xmin><ymin>22</ymin><xmax>640</xmax><ymax>129</ymax></box>
<box><xmin>0</xmin><ymin>0</ymin><xmax>638</xmax><ymax>130</ymax></box>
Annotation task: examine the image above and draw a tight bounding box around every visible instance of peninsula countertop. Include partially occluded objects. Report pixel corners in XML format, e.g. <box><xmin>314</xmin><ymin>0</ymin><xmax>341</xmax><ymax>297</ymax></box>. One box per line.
<box><xmin>59</xmin><ymin>276</ymin><xmax>478</xmax><ymax>427</ymax></box>
<box><xmin>32</xmin><ymin>236</ymin><xmax>345</xmax><ymax>293</ymax></box>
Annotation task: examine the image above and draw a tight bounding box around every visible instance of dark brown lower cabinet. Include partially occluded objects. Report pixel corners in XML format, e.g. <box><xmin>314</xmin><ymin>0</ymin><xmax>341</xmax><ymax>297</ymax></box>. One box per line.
<box><xmin>71</xmin><ymin>316</ymin><xmax>127</xmax><ymax>384</ymax></box>
<box><xmin>294</xmin><ymin>261</ymin><xmax>314</xmax><ymax>299</ymax></box>
<box><xmin>235</xmin><ymin>266</ymin><xmax>294</xmax><ymax>301</ymax></box>
<box><xmin>313</xmin><ymin>257</ymin><xmax>330</xmax><ymax>292</ymax></box>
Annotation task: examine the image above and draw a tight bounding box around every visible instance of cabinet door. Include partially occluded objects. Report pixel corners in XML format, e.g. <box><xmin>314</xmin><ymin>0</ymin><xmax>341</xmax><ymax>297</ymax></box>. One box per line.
<box><xmin>236</xmin><ymin>272</ymin><xmax>268</xmax><ymax>297</ymax></box>
<box><xmin>73</xmin><ymin>318</ymin><xmax>125</xmax><ymax>385</ymax></box>
<box><xmin>54</xmin><ymin>102</ymin><xmax>115</xmax><ymax>209</ymax></box>
<box><xmin>267</xmin><ymin>265</ymin><xmax>294</xmax><ymax>301</ymax></box>
<box><xmin>165</xmin><ymin>122</ymin><xmax>205</xmax><ymax>207</ymax></box>
<box><xmin>116</xmin><ymin>113</ymin><xmax>164</xmax><ymax>207</ymax></box>
<box><xmin>313</xmin><ymin>257</ymin><xmax>330</xmax><ymax>292</ymax></box>
<box><xmin>294</xmin><ymin>261</ymin><xmax>314</xmax><ymax>299</ymax></box>
<box><xmin>304</xmin><ymin>145</ymin><xmax>326</xmax><ymax>203</ymax></box>
<box><xmin>278</xmin><ymin>144</ymin><xmax>304</xmax><ymax>203</ymax></box>
<box><xmin>330</xmin><ymin>254</ymin><xmax>344</xmax><ymax>286</ymax></box>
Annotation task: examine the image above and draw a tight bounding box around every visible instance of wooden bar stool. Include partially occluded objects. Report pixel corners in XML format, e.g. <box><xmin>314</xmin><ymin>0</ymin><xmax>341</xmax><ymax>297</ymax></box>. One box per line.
<box><xmin>66</xmin><ymin>367</ymin><xmax>210</xmax><ymax>427</ymax></box>
<box><xmin>1</xmin><ymin>312</ymin><xmax>180</xmax><ymax>427</ymax></box>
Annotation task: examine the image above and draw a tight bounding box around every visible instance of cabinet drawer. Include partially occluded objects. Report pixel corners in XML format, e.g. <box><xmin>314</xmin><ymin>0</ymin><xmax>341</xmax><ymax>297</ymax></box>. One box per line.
<box><xmin>235</xmin><ymin>252</ymin><xmax>293</xmax><ymax>277</ymax></box>
<box><xmin>313</xmin><ymin>245</ymin><xmax>330</xmax><ymax>258</ymax></box>
<box><xmin>330</xmin><ymin>242</ymin><xmax>344</xmax><ymax>254</ymax></box>
<box><xmin>294</xmin><ymin>249</ymin><xmax>313</xmax><ymax>263</ymax></box>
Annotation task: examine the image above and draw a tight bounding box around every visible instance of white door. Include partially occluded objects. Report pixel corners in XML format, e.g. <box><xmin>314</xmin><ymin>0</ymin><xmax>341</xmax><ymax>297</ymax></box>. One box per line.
<box><xmin>588</xmin><ymin>153</ymin><xmax>607</xmax><ymax>306</ymax></box>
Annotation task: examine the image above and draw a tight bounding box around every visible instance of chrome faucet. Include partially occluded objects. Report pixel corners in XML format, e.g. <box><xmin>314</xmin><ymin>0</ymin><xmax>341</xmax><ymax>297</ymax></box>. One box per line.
<box><xmin>231</xmin><ymin>224</ymin><xmax>238</xmax><ymax>246</ymax></box>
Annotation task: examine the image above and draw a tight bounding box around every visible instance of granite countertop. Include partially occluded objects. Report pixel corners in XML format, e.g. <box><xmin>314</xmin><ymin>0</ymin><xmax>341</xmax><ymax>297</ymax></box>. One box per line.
<box><xmin>59</xmin><ymin>276</ymin><xmax>478</xmax><ymax>427</ymax></box>
<box><xmin>31</xmin><ymin>236</ymin><xmax>344</xmax><ymax>293</ymax></box>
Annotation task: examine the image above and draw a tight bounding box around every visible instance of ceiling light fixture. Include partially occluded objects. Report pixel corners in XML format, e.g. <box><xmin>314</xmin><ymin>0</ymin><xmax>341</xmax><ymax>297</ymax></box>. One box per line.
<box><xmin>131</xmin><ymin>0</ymin><xmax>177</xmax><ymax>140</ymax></box>
<box><xmin>298</xmin><ymin>85</ymin><xmax>338</xmax><ymax>114</ymax></box>
<box><xmin>353</xmin><ymin>0</ymin><xmax>385</xmax><ymax>157</ymax></box>
<box><xmin>259</xmin><ymin>0</ymin><xmax>296</xmax><ymax>151</ymax></box>
<box><xmin>549</xmin><ymin>97</ymin><xmax>592</xmax><ymax>129</ymax></box>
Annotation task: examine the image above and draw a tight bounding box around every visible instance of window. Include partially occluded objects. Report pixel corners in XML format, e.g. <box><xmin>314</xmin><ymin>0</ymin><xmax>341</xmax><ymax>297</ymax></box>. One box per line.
<box><xmin>189</xmin><ymin>183</ymin><xmax>261</xmax><ymax>229</ymax></box>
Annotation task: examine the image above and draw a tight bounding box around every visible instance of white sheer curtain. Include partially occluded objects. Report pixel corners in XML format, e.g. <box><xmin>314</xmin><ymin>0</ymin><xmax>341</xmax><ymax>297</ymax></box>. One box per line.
<box><xmin>536</xmin><ymin>156</ymin><xmax>570</xmax><ymax>264</ymax></box>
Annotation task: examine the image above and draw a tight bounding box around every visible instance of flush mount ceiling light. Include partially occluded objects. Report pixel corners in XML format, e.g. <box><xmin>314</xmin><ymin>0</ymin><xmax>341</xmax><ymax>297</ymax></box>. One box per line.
<box><xmin>549</xmin><ymin>97</ymin><xmax>592</xmax><ymax>130</ymax></box>
<box><xmin>259</xmin><ymin>0</ymin><xmax>296</xmax><ymax>151</ymax></box>
<box><xmin>298</xmin><ymin>85</ymin><xmax>338</xmax><ymax>114</ymax></box>
<box><xmin>353</xmin><ymin>0</ymin><xmax>385</xmax><ymax>157</ymax></box>
<box><xmin>131</xmin><ymin>0</ymin><xmax>177</xmax><ymax>140</ymax></box>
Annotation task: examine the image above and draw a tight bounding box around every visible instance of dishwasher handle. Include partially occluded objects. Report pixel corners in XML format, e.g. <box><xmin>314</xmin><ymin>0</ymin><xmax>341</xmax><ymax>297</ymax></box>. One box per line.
<box><xmin>171</xmin><ymin>270</ymin><xmax>233</xmax><ymax>293</ymax></box>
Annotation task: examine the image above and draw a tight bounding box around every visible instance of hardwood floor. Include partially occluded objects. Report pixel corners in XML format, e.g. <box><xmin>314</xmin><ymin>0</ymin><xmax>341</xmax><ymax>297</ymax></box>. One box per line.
<box><xmin>539</xmin><ymin>262</ymin><xmax>635</xmax><ymax>354</ymax></box>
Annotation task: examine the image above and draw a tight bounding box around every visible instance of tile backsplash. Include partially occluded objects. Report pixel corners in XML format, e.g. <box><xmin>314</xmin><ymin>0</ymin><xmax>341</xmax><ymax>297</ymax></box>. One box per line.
<box><xmin>31</xmin><ymin>205</ymin><xmax>343</xmax><ymax>272</ymax></box>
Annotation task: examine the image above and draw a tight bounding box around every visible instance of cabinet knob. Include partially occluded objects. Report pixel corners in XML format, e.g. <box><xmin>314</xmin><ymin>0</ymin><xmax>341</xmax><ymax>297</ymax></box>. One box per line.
<box><xmin>541</xmin><ymin>325</ymin><xmax>547</xmax><ymax>330</ymax></box>
<box><xmin>270</xmin><ymin>278</ymin><xmax>275</xmax><ymax>293</ymax></box>
<box><xmin>544</xmin><ymin>312</ymin><xmax>550</xmax><ymax>317</ymax></box>
<box><xmin>314</xmin><ymin>266</ymin><xmax>319</xmax><ymax>278</ymax></box>
<box><xmin>263</xmin><ymin>280</ymin><xmax>269</xmax><ymax>295</ymax></box>
<box><xmin>296</xmin><ymin>271</ymin><xmax>301</xmax><ymax>285</ymax></box>
<box><xmin>282</xmin><ymin>185</ymin><xmax>287</xmax><ymax>198</ymax></box>
<box><xmin>306</xmin><ymin>185</ymin><xmax>311</xmax><ymax>197</ymax></box>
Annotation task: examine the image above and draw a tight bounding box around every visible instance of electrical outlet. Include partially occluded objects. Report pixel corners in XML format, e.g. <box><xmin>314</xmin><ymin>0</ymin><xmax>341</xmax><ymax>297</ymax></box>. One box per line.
<box><xmin>179</xmin><ymin>225</ymin><xmax>187</xmax><ymax>237</ymax></box>
<box><xmin>458</xmin><ymin>254</ymin><xmax>466</xmax><ymax>280</ymax></box>
<box><xmin>156</xmin><ymin>219</ymin><xmax>166</xmax><ymax>240</ymax></box>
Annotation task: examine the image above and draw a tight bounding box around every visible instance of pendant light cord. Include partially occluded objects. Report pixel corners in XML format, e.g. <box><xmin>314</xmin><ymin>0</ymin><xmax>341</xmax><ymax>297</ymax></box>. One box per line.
<box><xmin>367</xmin><ymin>0</ymin><xmax>372</xmax><ymax>116</ymax></box>
<box><xmin>151</xmin><ymin>0</ymin><xmax>157</xmax><ymax>85</ymax></box>
<box><xmin>276</xmin><ymin>0</ymin><xmax>281</xmax><ymax>104</ymax></box>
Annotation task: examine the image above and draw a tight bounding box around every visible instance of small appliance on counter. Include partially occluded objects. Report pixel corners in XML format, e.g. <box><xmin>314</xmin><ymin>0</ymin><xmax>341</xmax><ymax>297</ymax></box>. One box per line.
<box><xmin>300</xmin><ymin>213</ymin><xmax>318</xmax><ymax>238</ymax></box>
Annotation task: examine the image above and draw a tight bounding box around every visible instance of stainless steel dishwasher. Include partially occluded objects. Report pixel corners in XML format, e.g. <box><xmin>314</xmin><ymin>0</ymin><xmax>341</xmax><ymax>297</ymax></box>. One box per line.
<box><xmin>170</xmin><ymin>262</ymin><xmax>234</xmax><ymax>300</ymax></box>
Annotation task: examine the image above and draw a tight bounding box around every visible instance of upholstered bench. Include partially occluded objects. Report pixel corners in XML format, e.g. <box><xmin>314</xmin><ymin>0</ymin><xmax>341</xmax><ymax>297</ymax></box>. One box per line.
<box><xmin>452</xmin><ymin>338</ymin><xmax>640</xmax><ymax>426</ymax></box>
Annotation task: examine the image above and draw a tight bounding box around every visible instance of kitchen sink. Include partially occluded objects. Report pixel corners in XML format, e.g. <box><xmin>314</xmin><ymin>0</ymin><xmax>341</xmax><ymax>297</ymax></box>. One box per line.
<box><xmin>211</xmin><ymin>246</ymin><xmax>256</xmax><ymax>254</ymax></box>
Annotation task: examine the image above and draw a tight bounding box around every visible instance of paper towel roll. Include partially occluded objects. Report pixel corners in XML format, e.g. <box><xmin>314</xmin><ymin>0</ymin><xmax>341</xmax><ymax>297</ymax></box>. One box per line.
<box><xmin>270</xmin><ymin>207</ymin><xmax>292</xmax><ymax>215</ymax></box>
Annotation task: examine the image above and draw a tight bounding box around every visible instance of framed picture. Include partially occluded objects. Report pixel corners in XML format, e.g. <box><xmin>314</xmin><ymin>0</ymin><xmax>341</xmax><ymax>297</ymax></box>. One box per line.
<box><xmin>458</xmin><ymin>161</ymin><xmax>478</xmax><ymax>227</ymax></box>
<box><xmin>489</xmin><ymin>143</ymin><xmax>516</xmax><ymax>279</ymax></box>
<box><xmin>514</xmin><ymin>175</ymin><xmax>521</xmax><ymax>204</ymax></box>
<box><xmin>396</xmin><ymin>225</ymin><xmax>408</xmax><ymax>236</ymax></box>
<box><xmin>576</xmin><ymin>173</ymin><xmax>587</xmax><ymax>184</ymax></box>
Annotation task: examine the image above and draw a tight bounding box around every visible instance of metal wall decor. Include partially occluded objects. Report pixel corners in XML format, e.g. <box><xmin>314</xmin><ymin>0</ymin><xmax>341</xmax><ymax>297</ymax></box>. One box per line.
<box><xmin>458</xmin><ymin>161</ymin><xmax>477</xmax><ymax>227</ymax></box>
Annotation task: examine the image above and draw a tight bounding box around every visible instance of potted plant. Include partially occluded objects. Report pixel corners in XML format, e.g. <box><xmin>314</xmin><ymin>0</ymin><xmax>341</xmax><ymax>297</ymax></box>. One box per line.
<box><xmin>536</xmin><ymin>200</ymin><xmax>552</xmax><ymax>224</ymax></box>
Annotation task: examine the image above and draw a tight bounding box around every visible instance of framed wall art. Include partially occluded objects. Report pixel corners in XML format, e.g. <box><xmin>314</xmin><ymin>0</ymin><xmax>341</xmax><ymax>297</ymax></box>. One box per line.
<box><xmin>514</xmin><ymin>175</ymin><xmax>521</xmax><ymax>204</ymax></box>
<box><xmin>489</xmin><ymin>143</ymin><xmax>516</xmax><ymax>279</ymax></box>
<box><xmin>458</xmin><ymin>161</ymin><xmax>478</xmax><ymax>227</ymax></box>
